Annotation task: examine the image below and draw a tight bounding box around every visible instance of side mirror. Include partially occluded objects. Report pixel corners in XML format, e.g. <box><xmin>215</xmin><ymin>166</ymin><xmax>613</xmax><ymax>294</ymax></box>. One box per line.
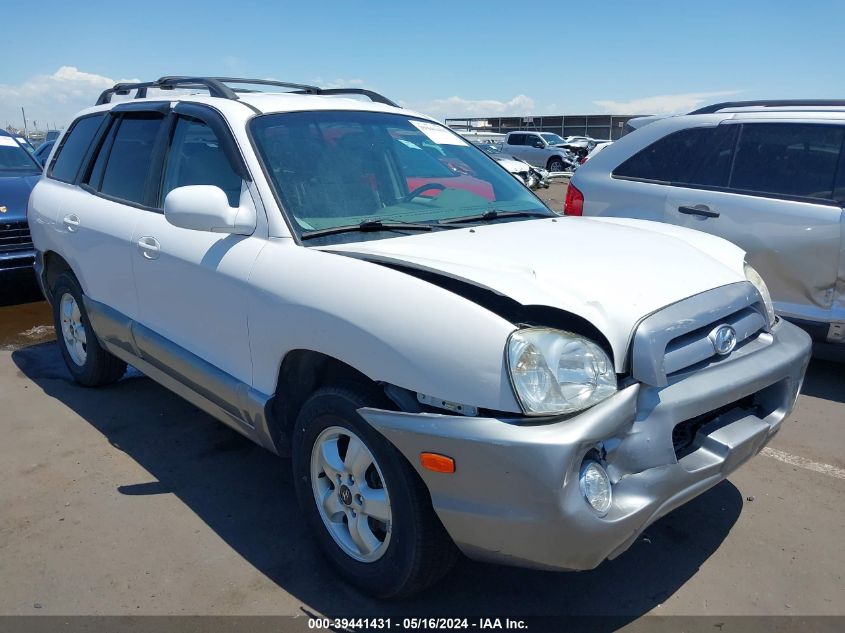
<box><xmin>164</xmin><ymin>185</ymin><xmax>255</xmax><ymax>235</ymax></box>
<box><xmin>533</xmin><ymin>140</ymin><xmax>546</xmax><ymax>148</ymax></box>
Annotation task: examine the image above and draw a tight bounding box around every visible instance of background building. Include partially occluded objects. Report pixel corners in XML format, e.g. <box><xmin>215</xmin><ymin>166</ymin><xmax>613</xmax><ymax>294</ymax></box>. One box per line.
<box><xmin>445</xmin><ymin>113</ymin><xmax>647</xmax><ymax>141</ymax></box>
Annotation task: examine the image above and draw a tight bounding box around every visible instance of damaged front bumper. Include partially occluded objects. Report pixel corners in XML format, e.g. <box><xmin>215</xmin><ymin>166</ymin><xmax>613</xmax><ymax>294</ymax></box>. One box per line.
<box><xmin>359</xmin><ymin>319</ymin><xmax>811</xmax><ymax>571</ymax></box>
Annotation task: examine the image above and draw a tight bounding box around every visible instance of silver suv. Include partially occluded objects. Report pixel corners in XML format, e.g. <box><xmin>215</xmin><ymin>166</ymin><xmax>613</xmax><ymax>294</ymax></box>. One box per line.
<box><xmin>502</xmin><ymin>131</ymin><xmax>579</xmax><ymax>172</ymax></box>
<box><xmin>568</xmin><ymin>100</ymin><xmax>845</xmax><ymax>356</ymax></box>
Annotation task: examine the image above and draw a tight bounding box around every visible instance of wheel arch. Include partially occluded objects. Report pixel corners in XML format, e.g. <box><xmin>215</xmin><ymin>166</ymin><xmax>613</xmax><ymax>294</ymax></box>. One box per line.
<box><xmin>268</xmin><ymin>349</ymin><xmax>395</xmax><ymax>454</ymax></box>
<box><xmin>41</xmin><ymin>250</ymin><xmax>77</xmax><ymax>301</ymax></box>
<box><xmin>547</xmin><ymin>154</ymin><xmax>565</xmax><ymax>170</ymax></box>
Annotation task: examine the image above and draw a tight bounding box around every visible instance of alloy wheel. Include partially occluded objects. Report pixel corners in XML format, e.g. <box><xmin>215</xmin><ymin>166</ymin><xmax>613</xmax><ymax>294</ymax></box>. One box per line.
<box><xmin>59</xmin><ymin>292</ymin><xmax>87</xmax><ymax>366</ymax></box>
<box><xmin>310</xmin><ymin>426</ymin><xmax>392</xmax><ymax>562</ymax></box>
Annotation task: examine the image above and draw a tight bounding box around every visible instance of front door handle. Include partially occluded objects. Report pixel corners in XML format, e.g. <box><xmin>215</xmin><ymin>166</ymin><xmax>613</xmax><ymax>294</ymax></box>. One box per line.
<box><xmin>137</xmin><ymin>236</ymin><xmax>161</xmax><ymax>260</ymax></box>
<box><xmin>62</xmin><ymin>213</ymin><xmax>80</xmax><ymax>232</ymax></box>
<box><xmin>678</xmin><ymin>204</ymin><xmax>720</xmax><ymax>218</ymax></box>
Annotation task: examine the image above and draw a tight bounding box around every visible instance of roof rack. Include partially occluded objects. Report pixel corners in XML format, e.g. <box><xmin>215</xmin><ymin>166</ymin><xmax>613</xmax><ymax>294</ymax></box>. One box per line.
<box><xmin>95</xmin><ymin>76</ymin><xmax>399</xmax><ymax>108</ymax></box>
<box><xmin>689</xmin><ymin>99</ymin><xmax>845</xmax><ymax>115</ymax></box>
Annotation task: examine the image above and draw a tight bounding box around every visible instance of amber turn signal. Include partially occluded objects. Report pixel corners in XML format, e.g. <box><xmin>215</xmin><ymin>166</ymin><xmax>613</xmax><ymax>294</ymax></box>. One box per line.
<box><xmin>420</xmin><ymin>452</ymin><xmax>455</xmax><ymax>473</ymax></box>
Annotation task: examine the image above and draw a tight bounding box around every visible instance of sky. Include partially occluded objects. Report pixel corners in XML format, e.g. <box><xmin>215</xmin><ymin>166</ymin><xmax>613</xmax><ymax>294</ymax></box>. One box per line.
<box><xmin>1</xmin><ymin>0</ymin><xmax>844</xmax><ymax>130</ymax></box>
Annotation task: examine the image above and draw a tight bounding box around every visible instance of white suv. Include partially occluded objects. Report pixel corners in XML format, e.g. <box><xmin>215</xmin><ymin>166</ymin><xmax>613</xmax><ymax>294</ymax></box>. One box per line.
<box><xmin>29</xmin><ymin>77</ymin><xmax>811</xmax><ymax>598</ymax></box>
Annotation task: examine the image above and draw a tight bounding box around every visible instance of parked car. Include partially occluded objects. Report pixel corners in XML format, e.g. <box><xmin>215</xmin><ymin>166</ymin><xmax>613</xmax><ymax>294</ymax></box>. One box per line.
<box><xmin>0</xmin><ymin>129</ymin><xmax>42</xmax><ymax>275</ymax></box>
<box><xmin>16</xmin><ymin>136</ymin><xmax>37</xmax><ymax>156</ymax></box>
<box><xmin>29</xmin><ymin>78</ymin><xmax>811</xmax><ymax>598</ymax></box>
<box><xmin>581</xmin><ymin>140</ymin><xmax>613</xmax><ymax>164</ymax></box>
<box><xmin>475</xmin><ymin>142</ymin><xmax>550</xmax><ymax>189</ymax></box>
<box><xmin>568</xmin><ymin>99</ymin><xmax>845</xmax><ymax>355</ymax></box>
<box><xmin>33</xmin><ymin>140</ymin><xmax>55</xmax><ymax>166</ymax></box>
<box><xmin>502</xmin><ymin>131</ymin><xmax>579</xmax><ymax>172</ymax></box>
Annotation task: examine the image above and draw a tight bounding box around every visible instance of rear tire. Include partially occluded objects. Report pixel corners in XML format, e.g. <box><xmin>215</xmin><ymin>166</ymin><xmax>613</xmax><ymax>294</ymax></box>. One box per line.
<box><xmin>51</xmin><ymin>272</ymin><xmax>126</xmax><ymax>387</ymax></box>
<box><xmin>292</xmin><ymin>383</ymin><xmax>458</xmax><ymax>599</ymax></box>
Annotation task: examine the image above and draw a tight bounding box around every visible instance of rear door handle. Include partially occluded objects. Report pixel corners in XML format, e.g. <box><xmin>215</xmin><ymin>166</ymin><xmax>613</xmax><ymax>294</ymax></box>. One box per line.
<box><xmin>678</xmin><ymin>204</ymin><xmax>720</xmax><ymax>218</ymax></box>
<box><xmin>137</xmin><ymin>236</ymin><xmax>161</xmax><ymax>260</ymax></box>
<box><xmin>62</xmin><ymin>213</ymin><xmax>80</xmax><ymax>232</ymax></box>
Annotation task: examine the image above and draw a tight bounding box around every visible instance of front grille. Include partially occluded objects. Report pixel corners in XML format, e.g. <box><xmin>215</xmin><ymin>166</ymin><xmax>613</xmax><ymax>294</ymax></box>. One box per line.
<box><xmin>663</xmin><ymin>306</ymin><xmax>766</xmax><ymax>378</ymax></box>
<box><xmin>631</xmin><ymin>283</ymin><xmax>769</xmax><ymax>387</ymax></box>
<box><xmin>0</xmin><ymin>220</ymin><xmax>33</xmax><ymax>253</ymax></box>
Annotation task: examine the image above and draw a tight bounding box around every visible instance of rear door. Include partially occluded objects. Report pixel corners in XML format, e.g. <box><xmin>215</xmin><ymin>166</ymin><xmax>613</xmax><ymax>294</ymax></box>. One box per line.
<box><xmin>46</xmin><ymin>110</ymin><xmax>165</xmax><ymax>320</ymax></box>
<box><xmin>665</xmin><ymin>121</ymin><xmax>844</xmax><ymax>325</ymax></box>
<box><xmin>504</xmin><ymin>134</ymin><xmax>531</xmax><ymax>162</ymax></box>
<box><xmin>584</xmin><ymin>126</ymin><xmax>719</xmax><ymax>221</ymax></box>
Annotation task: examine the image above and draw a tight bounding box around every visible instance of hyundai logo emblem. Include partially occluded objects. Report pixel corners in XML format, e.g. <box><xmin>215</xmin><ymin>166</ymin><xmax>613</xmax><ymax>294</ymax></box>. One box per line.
<box><xmin>339</xmin><ymin>485</ymin><xmax>353</xmax><ymax>506</ymax></box>
<box><xmin>709</xmin><ymin>324</ymin><xmax>737</xmax><ymax>356</ymax></box>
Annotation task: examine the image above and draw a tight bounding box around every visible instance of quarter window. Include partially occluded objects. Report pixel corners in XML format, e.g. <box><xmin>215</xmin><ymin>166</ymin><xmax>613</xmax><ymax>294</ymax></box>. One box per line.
<box><xmin>730</xmin><ymin>123</ymin><xmax>845</xmax><ymax>201</ymax></box>
<box><xmin>613</xmin><ymin>127</ymin><xmax>716</xmax><ymax>183</ymax></box>
<box><xmin>161</xmin><ymin>117</ymin><xmax>242</xmax><ymax>207</ymax></box>
<box><xmin>98</xmin><ymin>114</ymin><xmax>164</xmax><ymax>205</ymax></box>
<box><xmin>49</xmin><ymin>114</ymin><xmax>105</xmax><ymax>183</ymax></box>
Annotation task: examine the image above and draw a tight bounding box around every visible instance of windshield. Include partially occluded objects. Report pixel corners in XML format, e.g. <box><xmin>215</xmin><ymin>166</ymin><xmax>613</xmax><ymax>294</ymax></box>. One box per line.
<box><xmin>250</xmin><ymin>111</ymin><xmax>551</xmax><ymax>244</ymax></box>
<box><xmin>541</xmin><ymin>133</ymin><xmax>565</xmax><ymax>145</ymax></box>
<box><xmin>0</xmin><ymin>136</ymin><xmax>41</xmax><ymax>175</ymax></box>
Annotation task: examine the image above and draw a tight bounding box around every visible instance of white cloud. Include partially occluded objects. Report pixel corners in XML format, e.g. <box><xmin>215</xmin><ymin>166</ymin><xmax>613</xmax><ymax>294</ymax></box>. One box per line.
<box><xmin>404</xmin><ymin>94</ymin><xmax>536</xmax><ymax>120</ymax></box>
<box><xmin>0</xmin><ymin>67</ymin><xmax>138</xmax><ymax>130</ymax></box>
<box><xmin>594</xmin><ymin>90</ymin><xmax>742</xmax><ymax>115</ymax></box>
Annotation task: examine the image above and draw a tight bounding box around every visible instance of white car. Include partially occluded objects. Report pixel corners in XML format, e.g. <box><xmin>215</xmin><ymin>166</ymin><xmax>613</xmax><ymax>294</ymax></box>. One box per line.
<box><xmin>581</xmin><ymin>140</ymin><xmax>613</xmax><ymax>164</ymax></box>
<box><xmin>29</xmin><ymin>76</ymin><xmax>811</xmax><ymax>599</ymax></box>
<box><xmin>474</xmin><ymin>142</ymin><xmax>549</xmax><ymax>189</ymax></box>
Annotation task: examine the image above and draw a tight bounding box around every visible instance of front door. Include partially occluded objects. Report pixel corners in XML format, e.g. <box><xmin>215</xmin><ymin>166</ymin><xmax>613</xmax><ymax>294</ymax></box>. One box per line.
<box><xmin>130</xmin><ymin>112</ymin><xmax>264</xmax><ymax>385</ymax></box>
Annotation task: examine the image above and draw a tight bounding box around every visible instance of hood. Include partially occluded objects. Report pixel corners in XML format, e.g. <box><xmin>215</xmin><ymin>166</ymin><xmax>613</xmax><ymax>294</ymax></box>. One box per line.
<box><xmin>322</xmin><ymin>216</ymin><xmax>748</xmax><ymax>370</ymax></box>
<box><xmin>493</xmin><ymin>156</ymin><xmax>529</xmax><ymax>174</ymax></box>
<box><xmin>0</xmin><ymin>174</ymin><xmax>39</xmax><ymax>221</ymax></box>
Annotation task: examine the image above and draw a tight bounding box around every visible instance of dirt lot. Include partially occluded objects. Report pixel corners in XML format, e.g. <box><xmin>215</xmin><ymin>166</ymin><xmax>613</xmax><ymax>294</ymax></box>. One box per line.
<box><xmin>0</xmin><ymin>208</ymin><xmax>843</xmax><ymax>623</ymax></box>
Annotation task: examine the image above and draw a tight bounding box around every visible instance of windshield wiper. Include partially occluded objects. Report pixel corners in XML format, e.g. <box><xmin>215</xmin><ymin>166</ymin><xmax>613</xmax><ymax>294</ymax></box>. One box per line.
<box><xmin>300</xmin><ymin>219</ymin><xmax>437</xmax><ymax>241</ymax></box>
<box><xmin>438</xmin><ymin>209</ymin><xmax>552</xmax><ymax>225</ymax></box>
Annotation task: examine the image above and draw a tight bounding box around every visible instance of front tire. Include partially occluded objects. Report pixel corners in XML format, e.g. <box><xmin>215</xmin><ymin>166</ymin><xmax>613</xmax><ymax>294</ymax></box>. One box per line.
<box><xmin>51</xmin><ymin>272</ymin><xmax>126</xmax><ymax>387</ymax></box>
<box><xmin>292</xmin><ymin>384</ymin><xmax>457</xmax><ymax>599</ymax></box>
<box><xmin>547</xmin><ymin>157</ymin><xmax>566</xmax><ymax>172</ymax></box>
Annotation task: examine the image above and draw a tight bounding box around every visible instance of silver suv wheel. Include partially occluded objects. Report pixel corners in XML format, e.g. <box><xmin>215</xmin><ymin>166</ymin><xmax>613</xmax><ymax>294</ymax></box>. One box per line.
<box><xmin>310</xmin><ymin>425</ymin><xmax>392</xmax><ymax>562</ymax></box>
<box><xmin>59</xmin><ymin>292</ymin><xmax>87</xmax><ymax>366</ymax></box>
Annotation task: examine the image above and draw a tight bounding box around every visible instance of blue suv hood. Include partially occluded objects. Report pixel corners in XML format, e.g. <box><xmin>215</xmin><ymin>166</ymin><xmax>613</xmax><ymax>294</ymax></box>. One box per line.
<box><xmin>0</xmin><ymin>174</ymin><xmax>40</xmax><ymax>222</ymax></box>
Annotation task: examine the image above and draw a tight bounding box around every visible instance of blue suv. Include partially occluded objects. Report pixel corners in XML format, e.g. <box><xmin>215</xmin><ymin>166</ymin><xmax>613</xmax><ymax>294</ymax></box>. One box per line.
<box><xmin>0</xmin><ymin>130</ymin><xmax>42</xmax><ymax>275</ymax></box>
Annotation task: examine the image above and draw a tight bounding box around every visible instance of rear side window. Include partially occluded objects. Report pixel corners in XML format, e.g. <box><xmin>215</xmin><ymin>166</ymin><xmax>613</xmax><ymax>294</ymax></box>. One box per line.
<box><xmin>98</xmin><ymin>114</ymin><xmax>165</xmax><ymax>205</ymax></box>
<box><xmin>508</xmin><ymin>134</ymin><xmax>525</xmax><ymax>145</ymax></box>
<box><xmin>730</xmin><ymin>123</ymin><xmax>845</xmax><ymax>201</ymax></box>
<box><xmin>49</xmin><ymin>114</ymin><xmax>105</xmax><ymax>183</ymax></box>
<box><xmin>161</xmin><ymin>117</ymin><xmax>242</xmax><ymax>207</ymax></box>
<box><xmin>613</xmin><ymin>127</ymin><xmax>715</xmax><ymax>183</ymax></box>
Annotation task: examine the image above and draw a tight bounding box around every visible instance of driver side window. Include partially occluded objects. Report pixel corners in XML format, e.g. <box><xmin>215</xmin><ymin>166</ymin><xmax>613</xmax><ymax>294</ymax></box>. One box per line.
<box><xmin>161</xmin><ymin>116</ymin><xmax>243</xmax><ymax>208</ymax></box>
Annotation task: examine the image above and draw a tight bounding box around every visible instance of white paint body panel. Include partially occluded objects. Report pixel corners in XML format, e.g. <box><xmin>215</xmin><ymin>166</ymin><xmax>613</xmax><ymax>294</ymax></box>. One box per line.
<box><xmin>247</xmin><ymin>238</ymin><xmax>520</xmax><ymax>411</ymax></box>
<box><xmin>324</xmin><ymin>217</ymin><xmax>747</xmax><ymax>371</ymax></box>
<box><xmin>29</xmin><ymin>180</ymin><xmax>141</xmax><ymax>319</ymax></box>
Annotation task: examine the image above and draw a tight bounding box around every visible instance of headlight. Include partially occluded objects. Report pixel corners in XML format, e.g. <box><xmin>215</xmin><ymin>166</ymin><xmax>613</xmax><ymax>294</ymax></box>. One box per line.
<box><xmin>744</xmin><ymin>263</ymin><xmax>776</xmax><ymax>327</ymax></box>
<box><xmin>507</xmin><ymin>328</ymin><xmax>617</xmax><ymax>415</ymax></box>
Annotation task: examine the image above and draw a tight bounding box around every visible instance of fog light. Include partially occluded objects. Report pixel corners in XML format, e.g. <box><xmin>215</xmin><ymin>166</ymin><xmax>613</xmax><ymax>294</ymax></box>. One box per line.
<box><xmin>579</xmin><ymin>460</ymin><xmax>612</xmax><ymax>516</ymax></box>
